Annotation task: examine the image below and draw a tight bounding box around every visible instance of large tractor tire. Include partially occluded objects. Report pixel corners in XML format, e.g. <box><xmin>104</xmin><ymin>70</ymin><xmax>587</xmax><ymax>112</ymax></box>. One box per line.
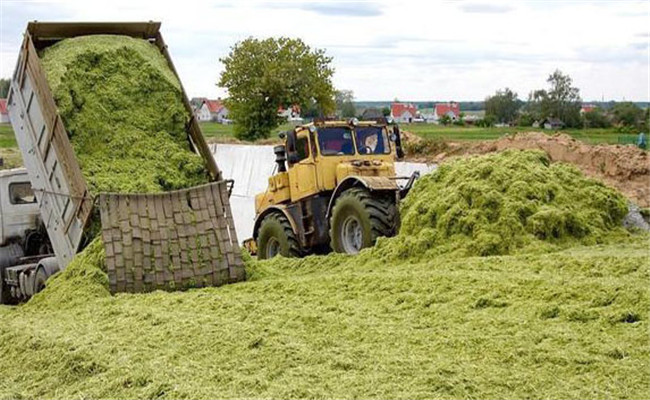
<box><xmin>330</xmin><ymin>187</ymin><xmax>398</xmax><ymax>254</ymax></box>
<box><xmin>257</xmin><ymin>213</ymin><xmax>301</xmax><ymax>260</ymax></box>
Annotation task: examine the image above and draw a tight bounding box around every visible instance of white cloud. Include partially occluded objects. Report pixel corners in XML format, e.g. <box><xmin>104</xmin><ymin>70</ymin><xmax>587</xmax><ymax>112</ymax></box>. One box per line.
<box><xmin>0</xmin><ymin>0</ymin><xmax>648</xmax><ymax>101</ymax></box>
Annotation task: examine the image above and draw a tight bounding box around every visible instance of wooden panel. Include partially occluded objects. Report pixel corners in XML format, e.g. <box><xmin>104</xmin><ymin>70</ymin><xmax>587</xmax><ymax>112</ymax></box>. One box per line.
<box><xmin>99</xmin><ymin>182</ymin><xmax>245</xmax><ymax>293</ymax></box>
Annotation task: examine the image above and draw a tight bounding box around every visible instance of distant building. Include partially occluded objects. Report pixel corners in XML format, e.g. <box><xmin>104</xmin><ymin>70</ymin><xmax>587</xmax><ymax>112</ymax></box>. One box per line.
<box><xmin>390</xmin><ymin>102</ymin><xmax>418</xmax><ymax>123</ymax></box>
<box><xmin>278</xmin><ymin>105</ymin><xmax>302</xmax><ymax>121</ymax></box>
<box><xmin>541</xmin><ymin>117</ymin><xmax>564</xmax><ymax>130</ymax></box>
<box><xmin>0</xmin><ymin>99</ymin><xmax>9</xmax><ymax>123</ymax></box>
<box><xmin>434</xmin><ymin>102</ymin><xmax>460</xmax><ymax>121</ymax></box>
<box><xmin>580</xmin><ymin>104</ymin><xmax>596</xmax><ymax>114</ymax></box>
<box><xmin>196</xmin><ymin>99</ymin><xmax>228</xmax><ymax>123</ymax></box>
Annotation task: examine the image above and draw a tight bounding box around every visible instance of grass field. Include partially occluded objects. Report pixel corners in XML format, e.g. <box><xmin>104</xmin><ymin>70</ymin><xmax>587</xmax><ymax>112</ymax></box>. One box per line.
<box><xmin>198</xmin><ymin>121</ymin><xmax>639</xmax><ymax>146</ymax></box>
<box><xmin>0</xmin><ymin>239</ymin><xmax>647</xmax><ymax>399</ymax></box>
<box><xmin>401</xmin><ymin>124</ymin><xmax>639</xmax><ymax>145</ymax></box>
<box><xmin>0</xmin><ymin>124</ymin><xmax>17</xmax><ymax>148</ymax></box>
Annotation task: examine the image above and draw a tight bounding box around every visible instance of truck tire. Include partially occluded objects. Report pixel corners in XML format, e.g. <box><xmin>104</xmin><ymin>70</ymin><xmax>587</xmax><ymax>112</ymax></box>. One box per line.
<box><xmin>329</xmin><ymin>187</ymin><xmax>398</xmax><ymax>254</ymax></box>
<box><xmin>257</xmin><ymin>213</ymin><xmax>301</xmax><ymax>260</ymax></box>
<box><xmin>33</xmin><ymin>267</ymin><xmax>48</xmax><ymax>295</ymax></box>
<box><xmin>0</xmin><ymin>244</ymin><xmax>24</xmax><ymax>304</ymax></box>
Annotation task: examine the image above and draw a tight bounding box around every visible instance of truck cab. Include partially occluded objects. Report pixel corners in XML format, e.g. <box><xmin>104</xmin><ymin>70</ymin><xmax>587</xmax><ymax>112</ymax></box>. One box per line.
<box><xmin>0</xmin><ymin>168</ymin><xmax>55</xmax><ymax>304</ymax></box>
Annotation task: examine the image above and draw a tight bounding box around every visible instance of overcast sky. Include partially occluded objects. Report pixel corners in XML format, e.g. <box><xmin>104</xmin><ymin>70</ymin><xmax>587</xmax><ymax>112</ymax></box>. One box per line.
<box><xmin>1</xmin><ymin>0</ymin><xmax>648</xmax><ymax>101</ymax></box>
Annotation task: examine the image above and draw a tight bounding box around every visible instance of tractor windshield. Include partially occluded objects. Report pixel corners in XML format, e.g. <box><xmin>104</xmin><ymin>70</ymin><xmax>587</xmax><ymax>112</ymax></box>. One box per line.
<box><xmin>317</xmin><ymin>127</ymin><xmax>355</xmax><ymax>156</ymax></box>
<box><xmin>355</xmin><ymin>126</ymin><xmax>390</xmax><ymax>155</ymax></box>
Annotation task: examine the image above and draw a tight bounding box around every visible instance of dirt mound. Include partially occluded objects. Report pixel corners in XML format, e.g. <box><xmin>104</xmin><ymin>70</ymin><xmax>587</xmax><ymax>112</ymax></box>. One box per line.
<box><xmin>411</xmin><ymin>132</ymin><xmax>650</xmax><ymax>207</ymax></box>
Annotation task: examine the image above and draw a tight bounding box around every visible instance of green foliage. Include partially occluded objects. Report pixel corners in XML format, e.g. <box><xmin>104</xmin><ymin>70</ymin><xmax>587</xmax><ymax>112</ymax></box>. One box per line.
<box><xmin>381</xmin><ymin>150</ymin><xmax>629</xmax><ymax>259</ymax></box>
<box><xmin>612</xmin><ymin>102</ymin><xmax>645</xmax><ymax>130</ymax></box>
<box><xmin>219</xmin><ymin>37</ymin><xmax>335</xmax><ymax>140</ymax></box>
<box><xmin>40</xmin><ymin>35</ymin><xmax>209</xmax><ymax>194</ymax></box>
<box><xmin>0</xmin><ymin>78</ymin><xmax>9</xmax><ymax>98</ymax></box>
<box><xmin>475</xmin><ymin>115</ymin><xmax>496</xmax><ymax>127</ymax></box>
<box><xmin>439</xmin><ymin>114</ymin><xmax>451</xmax><ymax>125</ymax></box>
<box><xmin>583</xmin><ymin>107</ymin><xmax>611</xmax><ymax>128</ymax></box>
<box><xmin>526</xmin><ymin>70</ymin><xmax>582</xmax><ymax>128</ymax></box>
<box><xmin>516</xmin><ymin>112</ymin><xmax>535</xmax><ymax>127</ymax></box>
<box><xmin>336</xmin><ymin>89</ymin><xmax>356</xmax><ymax>118</ymax></box>
<box><xmin>381</xmin><ymin>106</ymin><xmax>390</xmax><ymax>117</ymax></box>
<box><xmin>485</xmin><ymin>87</ymin><xmax>520</xmax><ymax>124</ymax></box>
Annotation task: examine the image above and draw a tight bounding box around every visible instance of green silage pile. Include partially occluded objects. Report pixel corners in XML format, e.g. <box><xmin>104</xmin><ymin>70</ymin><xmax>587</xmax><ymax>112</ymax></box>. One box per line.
<box><xmin>28</xmin><ymin>35</ymin><xmax>212</xmax><ymax>302</ymax></box>
<box><xmin>40</xmin><ymin>35</ymin><xmax>208</xmax><ymax>194</ymax></box>
<box><xmin>375</xmin><ymin>150</ymin><xmax>629</xmax><ymax>259</ymax></box>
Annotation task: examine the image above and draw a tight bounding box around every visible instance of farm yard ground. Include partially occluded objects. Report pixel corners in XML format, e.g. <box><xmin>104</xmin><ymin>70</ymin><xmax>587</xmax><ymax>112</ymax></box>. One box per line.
<box><xmin>0</xmin><ymin>239</ymin><xmax>648</xmax><ymax>399</ymax></box>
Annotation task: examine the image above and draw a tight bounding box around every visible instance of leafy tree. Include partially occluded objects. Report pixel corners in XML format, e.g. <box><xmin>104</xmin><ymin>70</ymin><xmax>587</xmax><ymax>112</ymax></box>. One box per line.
<box><xmin>485</xmin><ymin>88</ymin><xmax>520</xmax><ymax>124</ymax></box>
<box><xmin>219</xmin><ymin>37</ymin><xmax>335</xmax><ymax>140</ymax></box>
<box><xmin>0</xmin><ymin>78</ymin><xmax>10</xmax><ymax>98</ymax></box>
<box><xmin>582</xmin><ymin>108</ymin><xmax>611</xmax><ymax>128</ymax></box>
<box><xmin>336</xmin><ymin>89</ymin><xmax>356</xmax><ymax>118</ymax></box>
<box><xmin>381</xmin><ymin>106</ymin><xmax>390</xmax><ymax>117</ymax></box>
<box><xmin>525</xmin><ymin>70</ymin><xmax>582</xmax><ymax>128</ymax></box>
<box><xmin>611</xmin><ymin>102</ymin><xmax>644</xmax><ymax>128</ymax></box>
<box><xmin>516</xmin><ymin>112</ymin><xmax>534</xmax><ymax>127</ymax></box>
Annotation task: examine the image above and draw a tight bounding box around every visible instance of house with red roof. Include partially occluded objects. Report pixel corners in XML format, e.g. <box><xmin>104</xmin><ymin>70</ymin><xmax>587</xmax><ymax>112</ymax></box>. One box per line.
<box><xmin>433</xmin><ymin>102</ymin><xmax>460</xmax><ymax>122</ymax></box>
<box><xmin>0</xmin><ymin>99</ymin><xmax>9</xmax><ymax>123</ymax></box>
<box><xmin>390</xmin><ymin>102</ymin><xmax>418</xmax><ymax>123</ymax></box>
<box><xmin>278</xmin><ymin>105</ymin><xmax>302</xmax><ymax>121</ymax></box>
<box><xmin>580</xmin><ymin>104</ymin><xmax>596</xmax><ymax>114</ymax></box>
<box><xmin>195</xmin><ymin>98</ymin><xmax>229</xmax><ymax>123</ymax></box>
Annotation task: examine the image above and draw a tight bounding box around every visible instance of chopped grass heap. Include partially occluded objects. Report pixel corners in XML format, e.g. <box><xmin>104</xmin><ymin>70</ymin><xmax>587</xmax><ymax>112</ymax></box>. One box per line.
<box><xmin>40</xmin><ymin>35</ymin><xmax>209</xmax><ymax>194</ymax></box>
<box><xmin>33</xmin><ymin>35</ymin><xmax>213</xmax><ymax>297</ymax></box>
<box><xmin>376</xmin><ymin>150</ymin><xmax>629</xmax><ymax>259</ymax></box>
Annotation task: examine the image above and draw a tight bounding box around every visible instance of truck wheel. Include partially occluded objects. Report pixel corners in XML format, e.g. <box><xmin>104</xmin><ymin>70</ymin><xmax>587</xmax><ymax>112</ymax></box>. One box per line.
<box><xmin>257</xmin><ymin>213</ymin><xmax>301</xmax><ymax>260</ymax></box>
<box><xmin>0</xmin><ymin>244</ymin><xmax>24</xmax><ymax>305</ymax></box>
<box><xmin>33</xmin><ymin>268</ymin><xmax>48</xmax><ymax>295</ymax></box>
<box><xmin>330</xmin><ymin>187</ymin><xmax>398</xmax><ymax>254</ymax></box>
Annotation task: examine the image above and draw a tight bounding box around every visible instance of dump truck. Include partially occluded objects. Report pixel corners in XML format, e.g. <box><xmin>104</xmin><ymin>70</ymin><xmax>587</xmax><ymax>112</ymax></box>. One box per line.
<box><xmin>0</xmin><ymin>22</ymin><xmax>244</xmax><ymax>304</ymax></box>
<box><xmin>251</xmin><ymin>118</ymin><xmax>418</xmax><ymax>259</ymax></box>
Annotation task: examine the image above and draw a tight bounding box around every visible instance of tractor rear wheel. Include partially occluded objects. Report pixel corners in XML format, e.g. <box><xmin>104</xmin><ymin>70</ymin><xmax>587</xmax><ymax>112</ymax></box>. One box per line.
<box><xmin>329</xmin><ymin>187</ymin><xmax>398</xmax><ymax>254</ymax></box>
<box><xmin>257</xmin><ymin>213</ymin><xmax>301</xmax><ymax>260</ymax></box>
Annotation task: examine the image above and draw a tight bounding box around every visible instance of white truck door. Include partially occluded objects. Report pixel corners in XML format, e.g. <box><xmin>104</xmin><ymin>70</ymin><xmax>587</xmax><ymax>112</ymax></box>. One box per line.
<box><xmin>1</xmin><ymin>177</ymin><xmax>39</xmax><ymax>241</ymax></box>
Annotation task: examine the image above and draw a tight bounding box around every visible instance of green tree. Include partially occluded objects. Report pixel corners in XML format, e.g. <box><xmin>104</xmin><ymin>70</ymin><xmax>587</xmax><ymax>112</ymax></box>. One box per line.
<box><xmin>485</xmin><ymin>88</ymin><xmax>520</xmax><ymax>124</ymax></box>
<box><xmin>439</xmin><ymin>114</ymin><xmax>451</xmax><ymax>126</ymax></box>
<box><xmin>526</xmin><ymin>70</ymin><xmax>582</xmax><ymax>128</ymax></box>
<box><xmin>219</xmin><ymin>37</ymin><xmax>335</xmax><ymax>140</ymax></box>
<box><xmin>0</xmin><ymin>78</ymin><xmax>10</xmax><ymax>98</ymax></box>
<box><xmin>583</xmin><ymin>108</ymin><xmax>611</xmax><ymax>128</ymax></box>
<box><xmin>335</xmin><ymin>89</ymin><xmax>356</xmax><ymax>118</ymax></box>
<box><xmin>381</xmin><ymin>106</ymin><xmax>390</xmax><ymax>117</ymax></box>
<box><xmin>611</xmin><ymin>102</ymin><xmax>644</xmax><ymax>128</ymax></box>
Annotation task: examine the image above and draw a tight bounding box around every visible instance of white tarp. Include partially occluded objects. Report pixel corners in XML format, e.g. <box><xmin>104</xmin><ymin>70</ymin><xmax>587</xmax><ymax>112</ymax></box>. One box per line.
<box><xmin>210</xmin><ymin>143</ymin><xmax>436</xmax><ymax>241</ymax></box>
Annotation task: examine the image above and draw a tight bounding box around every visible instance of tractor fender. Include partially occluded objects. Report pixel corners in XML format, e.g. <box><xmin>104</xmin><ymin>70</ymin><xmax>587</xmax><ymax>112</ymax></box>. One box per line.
<box><xmin>252</xmin><ymin>205</ymin><xmax>300</xmax><ymax>241</ymax></box>
<box><xmin>326</xmin><ymin>176</ymin><xmax>399</xmax><ymax>219</ymax></box>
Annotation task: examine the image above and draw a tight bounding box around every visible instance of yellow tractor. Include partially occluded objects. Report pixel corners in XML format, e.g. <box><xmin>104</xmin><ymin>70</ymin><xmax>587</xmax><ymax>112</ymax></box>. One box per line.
<box><xmin>251</xmin><ymin>118</ymin><xmax>418</xmax><ymax>259</ymax></box>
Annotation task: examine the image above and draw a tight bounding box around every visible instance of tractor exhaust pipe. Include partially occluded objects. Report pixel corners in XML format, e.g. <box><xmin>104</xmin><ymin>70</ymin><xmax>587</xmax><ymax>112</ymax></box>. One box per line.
<box><xmin>274</xmin><ymin>145</ymin><xmax>287</xmax><ymax>172</ymax></box>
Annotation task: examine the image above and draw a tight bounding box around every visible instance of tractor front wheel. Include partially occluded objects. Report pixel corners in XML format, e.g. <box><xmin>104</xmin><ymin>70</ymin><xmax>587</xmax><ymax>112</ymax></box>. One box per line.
<box><xmin>257</xmin><ymin>213</ymin><xmax>301</xmax><ymax>260</ymax></box>
<box><xmin>329</xmin><ymin>187</ymin><xmax>398</xmax><ymax>254</ymax></box>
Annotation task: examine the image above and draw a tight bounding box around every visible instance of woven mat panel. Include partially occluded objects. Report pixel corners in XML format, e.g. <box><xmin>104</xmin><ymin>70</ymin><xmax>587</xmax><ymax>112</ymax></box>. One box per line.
<box><xmin>99</xmin><ymin>182</ymin><xmax>245</xmax><ymax>293</ymax></box>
